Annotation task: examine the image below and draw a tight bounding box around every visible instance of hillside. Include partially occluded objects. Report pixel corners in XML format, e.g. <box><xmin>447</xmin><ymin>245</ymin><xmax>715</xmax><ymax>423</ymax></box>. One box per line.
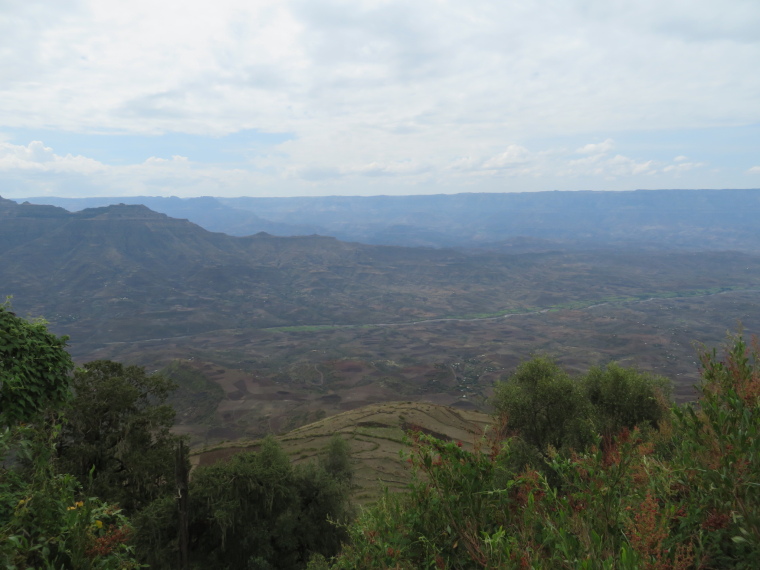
<box><xmin>3</xmin><ymin>195</ymin><xmax>760</xmax><ymax>444</ymax></box>
<box><xmin>191</xmin><ymin>401</ymin><xmax>493</xmax><ymax>503</ymax></box>
<box><xmin>4</xmin><ymin>196</ymin><xmax>759</xmax><ymax>351</ymax></box>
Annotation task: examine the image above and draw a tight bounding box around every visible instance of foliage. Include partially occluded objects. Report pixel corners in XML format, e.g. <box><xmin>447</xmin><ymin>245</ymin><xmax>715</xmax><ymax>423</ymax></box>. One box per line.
<box><xmin>493</xmin><ymin>356</ymin><xmax>670</xmax><ymax>459</ymax></box>
<box><xmin>492</xmin><ymin>356</ymin><xmax>595</xmax><ymax>454</ymax></box>
<box><xmin>57</xmin><ymin>360</ymin><xmax>181</xmax><ymax>514</ymax></box>
<box><xmin>331</xmin><ymin>333</ymin><xmax>760</xmax><ymax>568</ymax></box>
<box><xmin>320</xmin><ymin>433</ymin><xmax>354</xmax><ymax>485</ymax></box>
<box><xmin>134</xmin><ymin>436</ymin><xmax>353</xmax><ymax>569</ymax></box>
<box><xmin>581</xmin><ymin>363</ymin><xmax>671</xmax><ymax>438</ymax></box>
<box><xmin>0</xmin><ymin>424</ymin><xmax>139</xmax><ymax>569</ymax></box>
<box><xmin>0</xmin><ymin>302</ymin><xmax>74</xmax><ymax>427</ymax></box>
<box><xmin>669</xmin><ymin>333</ymin><xmax>760</xmax><ymax>566</ymax></box>
<box><xmin>0</xmin><ymin>313</ymin><xmax>140</xmax><ymax>568</ymax></box>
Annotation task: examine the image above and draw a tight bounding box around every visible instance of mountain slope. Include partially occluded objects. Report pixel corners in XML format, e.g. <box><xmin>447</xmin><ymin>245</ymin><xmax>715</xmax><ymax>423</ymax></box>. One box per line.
<box><xmin>4</xmin><ymin>196</ymin><xmax>760</xmax><ymax>355</ymax></box>
<box><xmin>192</xmin><ymin>401</ymin><xmax>493</xmax><ymax>503</ymax></box>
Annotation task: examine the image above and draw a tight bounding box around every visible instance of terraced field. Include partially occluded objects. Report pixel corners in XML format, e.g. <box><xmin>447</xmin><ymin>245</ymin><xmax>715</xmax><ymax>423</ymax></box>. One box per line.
<box><xmin>191</xmin><ymin>401</ymin><xmax>493</xmax><ymax>503</ymax></box>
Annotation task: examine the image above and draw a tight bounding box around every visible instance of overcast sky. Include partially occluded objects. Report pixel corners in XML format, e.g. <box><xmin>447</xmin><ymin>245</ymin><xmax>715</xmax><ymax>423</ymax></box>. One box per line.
<box><xmin>1</xmin><ymin>0</ymin><xmax>759</xmax><ymax>198</ymax></box>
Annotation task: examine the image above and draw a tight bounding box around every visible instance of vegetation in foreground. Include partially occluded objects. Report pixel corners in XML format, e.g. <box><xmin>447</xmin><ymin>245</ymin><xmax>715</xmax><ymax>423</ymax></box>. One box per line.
<box><xmin>2</xmin><ymin>301</ymin><xmax>759</xmax><ymax>568</ymax></box>
<box><xmin>329</xmin><ymin>334</ymin><xmax>760</xmax><ymax>569</ymax></box>
<box><xmin>1</xmin><ymin>304</ymin><xmax>352</xmax><ymax>568</ymax></box>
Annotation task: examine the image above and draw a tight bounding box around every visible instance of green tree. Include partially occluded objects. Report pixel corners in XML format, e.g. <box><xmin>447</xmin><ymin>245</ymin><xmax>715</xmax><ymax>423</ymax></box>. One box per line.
<box><xmin>581</xmin><ymin>362</ymin><xmax>670</xmax><ymax>438</ymax></box>
<box><xmin>492</xmin><ymin>355</ymin><xmax>594</xmax><ymax>454</ymax></box>
<box><xmin>57</xmin><ymin>360</ymin><xmax>180</xmax><ymax>514</ymax></box>
<box><xmin>135</xmin><ymin>436</ymin><xmax>353</xmax><ymax>569</ymax></box>
<box><xmin>320</xmin><ymin>433</ymin><xmax>353</xmax><ymax>485</ymax></box>
<box><xmin>0</xmin><ymin>311</ymin><xmax>139</xmax><ymax>568</ymax></box>
<box><xmin>0</xmin><ymin>303</ymin><xmax>73</xmax><ymax>427</ymax></box>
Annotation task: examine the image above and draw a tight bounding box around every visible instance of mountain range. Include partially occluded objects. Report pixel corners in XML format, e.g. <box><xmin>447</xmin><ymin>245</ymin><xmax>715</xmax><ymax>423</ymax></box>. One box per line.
<box><xmin>17</xmin><ymin>188</ymin><xmax>760</xmax><ymax>251</ymax></box>
<box><xmin>4</xmin><ymin>192</ymin><xmax>760</xmax><ymax>443</ymax></box>
<box><xmin>3</xmin><ymin>192</ymin><xmax>759</xmax><ymax>358</ymax></box>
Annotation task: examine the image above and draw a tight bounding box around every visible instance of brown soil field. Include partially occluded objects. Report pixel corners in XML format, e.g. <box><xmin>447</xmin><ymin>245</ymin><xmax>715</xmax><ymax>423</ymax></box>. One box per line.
<box><xmin>83</xmin><ymin>288</ymin><xmax>760</xmax><ymax>448</ymax></box>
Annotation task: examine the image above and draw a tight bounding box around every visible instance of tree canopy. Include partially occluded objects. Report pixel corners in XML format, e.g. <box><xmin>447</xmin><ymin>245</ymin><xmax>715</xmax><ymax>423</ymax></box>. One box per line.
<box><xmin>135</xmin><ymin>435</ymin><xmax>354</xmax><ymax>569</ymax></box>
<box><xmin>57</xmin><ymin>360</ymin><xmax>181</xmax><ymax>514</ymax></box>
<box><xmin>0</xmin><ymin>303</ymin><xmax>73</xmax><ymax>427</ymax></box>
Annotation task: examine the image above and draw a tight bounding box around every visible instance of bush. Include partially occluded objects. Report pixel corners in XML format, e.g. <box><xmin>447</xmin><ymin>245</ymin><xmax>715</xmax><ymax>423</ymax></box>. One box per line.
<box><xmin>582</xmin><ymin>362</ymin><xmax>671</xmax><ymax>438</ymax></box>
<box><xmin>492</xmin><ymin>356</ymin><xmax>595</xmax><ymax>454</ymax></box>
<box><xmin>331</xmin><ymin>334</ymin><xmax>759</xmax><ymax>568</ymax></box>
<box><xmin>1</xmin><ymin>425</ymin><xmax>139</xmax><ymax>569</ymax></box>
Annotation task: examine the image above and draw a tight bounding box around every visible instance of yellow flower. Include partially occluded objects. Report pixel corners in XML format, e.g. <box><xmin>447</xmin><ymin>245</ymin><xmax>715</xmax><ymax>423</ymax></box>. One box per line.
<box><xmin>95</xmin><ymin>520</ymin><xmax>103</xmax><ymax>529</ymax></box>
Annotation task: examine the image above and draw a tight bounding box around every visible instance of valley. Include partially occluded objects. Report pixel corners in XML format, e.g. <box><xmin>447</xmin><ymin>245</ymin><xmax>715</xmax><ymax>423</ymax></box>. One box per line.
<box><xmin>3</xmin><ymin>193</ymin><xmax>759</xmax><ymax>451</ymax></box>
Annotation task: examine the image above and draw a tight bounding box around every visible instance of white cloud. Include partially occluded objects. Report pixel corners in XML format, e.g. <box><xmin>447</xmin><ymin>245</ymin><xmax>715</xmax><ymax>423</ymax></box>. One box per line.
<box><xmin>482</xmin><ymin>145</ymin><xmax>532</xmax><ymax>169</ymax></box>
<box><xmin>748</xmin><ymin>166</ymin><xmax>760</xmax><ymax>174</ymax></box>
<box><xmin>4</xmin><ymin>0</ymin><xmax>760</xmax><ymax>136</ymax></box>
<box><xmin>559</xmin><ymin>147</ymin><xmax>698</xmax><ymax>180</ymax></box>
<box><xmin>576</xmin><ymin>139</ymin><xmax>615</xmax><ymax>155</ymax></box>
<box><xmin>0</xmin><ymin>0</ymin><xmax>758</xmax><ymax>196</ymax></box>
<box><xmin>663</xmin><ymin>161</ymin><xmax>705</xmax><ymax>174</ymax></box>
<box><xmin>0</xmin><ymin>141</ymin><xmax>106</xmax><ymax>173</ymax></box>
<box><xmin>347</xmin><ymin>160</ymin><xmax>429</xmax><ymax>177</ymax></box>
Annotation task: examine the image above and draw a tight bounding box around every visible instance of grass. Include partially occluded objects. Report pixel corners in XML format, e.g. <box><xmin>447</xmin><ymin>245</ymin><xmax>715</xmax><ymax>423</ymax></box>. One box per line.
<box><xmin>191</xmin><ymin>400</ymin><xmax>492</xmax><ymax>504</ymax></box>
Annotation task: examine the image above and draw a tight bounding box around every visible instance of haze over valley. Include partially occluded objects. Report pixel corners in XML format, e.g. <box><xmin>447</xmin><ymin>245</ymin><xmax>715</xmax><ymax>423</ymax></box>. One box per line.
<box><xmin>3</xmin><ymin>190</ymin><xmax>759</xmax><ymax>445</ymax></box>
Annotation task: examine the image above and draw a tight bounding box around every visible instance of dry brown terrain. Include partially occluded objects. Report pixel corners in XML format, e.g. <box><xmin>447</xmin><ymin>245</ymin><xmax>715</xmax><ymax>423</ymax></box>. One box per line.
<box><xmin>84</xmin><ymin>288</ymin><xmax>760</xmax><ymax>448</ymax></box>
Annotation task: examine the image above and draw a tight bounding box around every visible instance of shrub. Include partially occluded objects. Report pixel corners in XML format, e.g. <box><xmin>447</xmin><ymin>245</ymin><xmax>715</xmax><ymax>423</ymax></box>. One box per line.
<box><xmin>331</xmin><ymin>334</ymin><xmax>759</xmax><ymax>568</ymax></box>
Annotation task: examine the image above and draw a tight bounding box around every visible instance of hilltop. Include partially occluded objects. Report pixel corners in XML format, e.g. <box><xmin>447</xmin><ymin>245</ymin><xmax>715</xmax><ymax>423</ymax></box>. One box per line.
<box><xmin>191</xmin><ymin>400</ymin><xmax>492</xmax><ymax>503</ymax></box>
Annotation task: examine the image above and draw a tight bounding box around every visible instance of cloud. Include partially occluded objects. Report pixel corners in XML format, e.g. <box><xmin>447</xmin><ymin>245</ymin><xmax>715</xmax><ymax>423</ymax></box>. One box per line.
<box><xmin>4</xmin><ymin>0</ymin><xmax>760</xmax><ymax>136</ymax></box>
<box><xmin>482</xmin><ymin>145</ymin><xmax>532</xmax><ymax>169</ymax></box>
<box><xmin>347</xmin><ymin>160</ymin><xmax>429</xmax><ymax>177</ymax></box>
<box><xmin>0</xmin><ymin>141</ymin><xmax>106</xmax><ymax>173</ymax></box>
<box><xmin>748</xmin><ymin>166</ymin><xmax>760</xmax><ymax>174</ymax></box>
<box><xmin>576</xmin><ymin>139</ymin><xmax>615</xmax><ymax>155</ymax></box>
<box><xmin>0</xmin><ymin>134</ymin><xmax>737</xmax><ymax>197</ymax></box>
<box><xmin>1</xmin><ymin>1</ymin><xmax>759</xmax><ymax>196</ymax></box>
<box><xmin>559</xmin><ymin>147</ymin><xmax>702</xmax><ymax>180</ymax></box>
<box><xmin>663</xmin><ymin>160</ymin><xmax>705</xmax><ymax>174</ymax></box>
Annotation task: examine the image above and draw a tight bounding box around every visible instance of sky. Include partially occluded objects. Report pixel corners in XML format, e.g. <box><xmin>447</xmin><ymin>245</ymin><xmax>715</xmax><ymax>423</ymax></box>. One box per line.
<box><xmin>1</xmin><ymin>0</ymin><xmax>759</xmax><ymax>198</ymax></box>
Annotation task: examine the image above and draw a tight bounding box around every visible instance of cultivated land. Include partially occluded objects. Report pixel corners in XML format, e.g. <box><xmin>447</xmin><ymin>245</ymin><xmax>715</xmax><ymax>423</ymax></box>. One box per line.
<box><xmin>86</xmin><ymin>287</ymin><xmax>758</xmax><ymax>447</ymax></box>
<box><xmin>191</xmin><ymin>401</ymin><xmax>492</xmax><ymax>503</ymax></box>
<box><xmin>2</xmin><ymin>194</ymin><xmax>759</xmax><ymax>457</ymax></box>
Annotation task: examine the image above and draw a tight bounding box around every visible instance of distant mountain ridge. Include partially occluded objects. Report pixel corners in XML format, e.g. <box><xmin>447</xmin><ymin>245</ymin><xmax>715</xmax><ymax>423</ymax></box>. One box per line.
<box><xmin>17</xmin><ymin>189</ymin><xmax>760</xmax><ymax>251</ymax></box>
<box><xmin>6</xmin><ymin>194</ymin><xmax>760</xmax><ymax>440</ymax></box>
<box><xmin>4</xmin><ymin>193</ymin><xmax>760</xmax><ymax>365</ymax></box>
<box><xmin>13</xmin><ymin>195</ymin><xmax>314</xmax><ymax>240</ymax></box>
<box><xmin>2</xmin><ymin>197</ymin><xmax>551</xmax><ymax>348</ymax></box>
